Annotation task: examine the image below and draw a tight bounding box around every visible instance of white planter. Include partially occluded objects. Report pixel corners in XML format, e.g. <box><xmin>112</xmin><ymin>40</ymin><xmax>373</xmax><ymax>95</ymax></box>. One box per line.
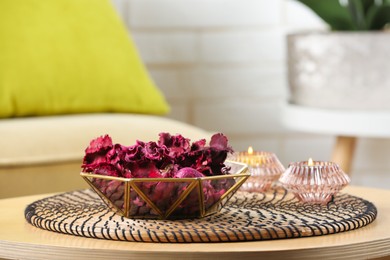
<box><xmin>287</xmin><ymin>32</ymin><xmax>390</xmax><ymax>110</ymax></box>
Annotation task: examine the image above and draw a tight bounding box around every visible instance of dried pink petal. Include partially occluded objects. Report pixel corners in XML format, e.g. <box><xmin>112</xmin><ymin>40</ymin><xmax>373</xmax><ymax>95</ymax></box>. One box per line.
<box><xmin>174</xmin><ymin>167</ymin><xmax>205</xmax><ymax>178</ymax></box>
<box><xmin>210</xmin><ymin>133</ymin><xmax>232</xmax><ymax>152</ymax></box>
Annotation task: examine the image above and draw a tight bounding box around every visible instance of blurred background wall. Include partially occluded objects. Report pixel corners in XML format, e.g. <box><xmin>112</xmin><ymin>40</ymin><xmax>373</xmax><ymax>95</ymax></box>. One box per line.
<box><xmin>112</xmin><ymin>0</ymin><xmax>390</xmax><ymax>189</ymax></box>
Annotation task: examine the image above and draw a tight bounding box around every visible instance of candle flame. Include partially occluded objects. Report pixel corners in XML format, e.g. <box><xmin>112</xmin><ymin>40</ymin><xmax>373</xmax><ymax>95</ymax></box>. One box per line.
<box><xmin>308</xmin><ymin>158</ymin><xmax>314</xmax><ymax>166</ymax></box>
<box><xmin>248</xmin><ymin>146</ymin><xmax>254</xmax><ymax>155</ymax></box>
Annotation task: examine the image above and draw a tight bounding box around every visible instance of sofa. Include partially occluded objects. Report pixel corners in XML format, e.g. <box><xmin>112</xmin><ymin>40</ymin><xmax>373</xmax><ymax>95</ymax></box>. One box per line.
<box><xmin>0</xmin><ymin>0</ymin><xmax>215</xmax><ymax>198</ymax></box>
<box><xmin>0</xmin><ymin>114</ymin><xmax>211</xmax><ymax>198</ymax></box>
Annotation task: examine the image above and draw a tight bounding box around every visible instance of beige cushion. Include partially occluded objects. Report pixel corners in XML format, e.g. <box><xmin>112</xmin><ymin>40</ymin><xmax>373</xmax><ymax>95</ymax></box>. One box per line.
<box><xmin>0</xmin><ymin>114</ymin><xmax>211</xmax><ymax>167</ymax></box>
<box><xmin>0</xmin><ymin>114</ymin><xmax>211</xmax><ymax>198</ymax></box>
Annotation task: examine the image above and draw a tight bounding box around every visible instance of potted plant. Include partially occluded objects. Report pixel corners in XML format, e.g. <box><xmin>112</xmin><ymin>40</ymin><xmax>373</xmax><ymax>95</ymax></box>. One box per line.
<box><xmin>288</xmin><ymin>0</ymin><xmax>390</xmax><ymax>109</ymax></box>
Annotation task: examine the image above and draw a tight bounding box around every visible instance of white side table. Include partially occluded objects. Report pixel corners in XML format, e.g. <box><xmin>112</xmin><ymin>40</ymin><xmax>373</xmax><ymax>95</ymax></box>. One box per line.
<box><xmin>282</xmin><ymin>103</ymin><xmax>390</xmax><ymax>174</ymax></box>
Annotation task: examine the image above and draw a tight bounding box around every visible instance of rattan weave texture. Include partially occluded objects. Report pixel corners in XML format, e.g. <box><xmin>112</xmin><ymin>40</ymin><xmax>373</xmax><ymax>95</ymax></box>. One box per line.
<box><xmin>25</xmin><ymin>187</ymin><xmax>377</xmax><ymax>243</ymax></box>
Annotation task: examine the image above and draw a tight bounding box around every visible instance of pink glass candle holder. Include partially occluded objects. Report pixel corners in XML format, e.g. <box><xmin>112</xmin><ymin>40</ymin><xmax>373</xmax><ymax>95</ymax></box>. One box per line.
<box><xmin>279</xmin><ymin>159</ymin><xmax>350</xmax><ymax>204</ymax></box>
<box><xmin>232</xmin><ymin>147</ymin><xmax>285</xmax><ymax>192</ymax></box>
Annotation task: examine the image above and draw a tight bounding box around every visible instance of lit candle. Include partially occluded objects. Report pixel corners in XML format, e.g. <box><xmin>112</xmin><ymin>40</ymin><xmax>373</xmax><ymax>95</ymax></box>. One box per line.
<box><xmin>246</xmin><ymin>146</ymin><xmax>254</xmax><ymax>165</ymax></box>
<box><xmin>307</xmin><ymin>157</ymin><xmax>314</xmax><ymax>166</ymax></box>
<box><xmin>232</xmin><ymin>147</ymin><xmax>285</xmax><ymax>192</ymax></box>
<box><xmin>279</xmin><ymin>159</ymin><xmax>350</xmax><ymax>204</ymax></box>
<box><xmin>235</xmin><ymin>146</ymin><xmax>266</xmax><ymax>166</ymax></box>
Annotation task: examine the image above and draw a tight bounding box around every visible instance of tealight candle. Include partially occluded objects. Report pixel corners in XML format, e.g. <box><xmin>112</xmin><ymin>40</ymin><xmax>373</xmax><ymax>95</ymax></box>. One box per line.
<box><xmin>279</xmin><ymin>158</ymin><xmax>350</xmax><ymax>204</ymax></box>
<box><xmin>232</xmin><ymin>147</ymin><xmax>285</xmax><ymax>192</ymax></box>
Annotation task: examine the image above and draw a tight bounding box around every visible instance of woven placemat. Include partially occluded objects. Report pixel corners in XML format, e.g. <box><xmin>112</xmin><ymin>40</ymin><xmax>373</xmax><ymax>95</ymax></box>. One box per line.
<box><xmin>25</xmin><ymin>187</ymin><xmax>377</xmax><ymax>243</ymax></box>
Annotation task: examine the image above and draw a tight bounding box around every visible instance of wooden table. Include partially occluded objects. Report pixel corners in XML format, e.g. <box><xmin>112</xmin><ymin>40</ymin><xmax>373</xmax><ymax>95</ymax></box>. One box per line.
<box><xmin>0</xmin><ymin>186</ymin><xmax>389</xmax><ymax>260</ymax></box>
<box><xmin>282</xmin><ymin>103</ymin><xmax>390</xmax><ymax>175</ymax></box>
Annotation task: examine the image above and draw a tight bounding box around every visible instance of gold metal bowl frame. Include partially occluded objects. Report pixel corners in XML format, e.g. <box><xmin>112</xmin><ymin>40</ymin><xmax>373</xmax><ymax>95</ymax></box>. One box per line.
<box><xmin>80</xmin><ymin>161</ymin><xmax>249</xmax><ymax>220</ymax></box>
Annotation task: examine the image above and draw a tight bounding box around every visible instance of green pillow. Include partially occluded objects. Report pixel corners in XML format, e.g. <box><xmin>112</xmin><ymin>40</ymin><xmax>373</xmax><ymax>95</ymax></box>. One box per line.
<box><xmin>0</xmin><ymin>0</ymin><xmax>169</xmax><ymax>117</ymax></box>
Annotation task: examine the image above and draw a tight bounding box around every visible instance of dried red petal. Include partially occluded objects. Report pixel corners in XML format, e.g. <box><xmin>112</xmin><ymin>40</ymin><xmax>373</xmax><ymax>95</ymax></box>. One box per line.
<box><xmin>85</xmin><ymin>135</ymin><xmax>113</xmax><ymax>154</ymax></box>
<box><xmin>130</xmin><ymin>162</ymin><xmax>163</xmax><ymax>179</ymax></box>
<box><xmin>82</xmin><ymin>132</ymin><xmax>234</xmax><ymax>179</ymax></box>
<box><xmin>158</xmin><ymin>133</ymin><xmax>191</xmax><ymax>157</ymax></box>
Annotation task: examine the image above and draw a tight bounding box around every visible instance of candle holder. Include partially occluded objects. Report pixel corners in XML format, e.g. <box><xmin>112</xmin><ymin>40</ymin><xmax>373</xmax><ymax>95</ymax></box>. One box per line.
<box><xmin>232</xmin><ymin>150</ymin><xmax>285</xmax><ymax>192</ymax></box>
<box><xmin>279</xmin><ymin>160</ymin><xmax>350</xmax><ymax>204</ymax></box>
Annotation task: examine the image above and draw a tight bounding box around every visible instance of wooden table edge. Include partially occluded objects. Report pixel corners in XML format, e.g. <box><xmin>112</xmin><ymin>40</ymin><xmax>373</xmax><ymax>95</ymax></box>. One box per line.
<box><xmin>0</xmin><ymin>186</ymin><xmax>389</xmax><ymax>260</ymax></box>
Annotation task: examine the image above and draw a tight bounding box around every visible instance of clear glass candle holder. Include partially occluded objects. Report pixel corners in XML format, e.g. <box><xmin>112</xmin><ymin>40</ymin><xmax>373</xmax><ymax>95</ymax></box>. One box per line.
<box><xmin>279</xmin><ymin>160</ymin><xmax>351</xmax><ymax>204</ymax></box>
<box><xmin>231</xmin><ymin>151</ymin><xmax>285</xmax><ymax>192</ymax></box>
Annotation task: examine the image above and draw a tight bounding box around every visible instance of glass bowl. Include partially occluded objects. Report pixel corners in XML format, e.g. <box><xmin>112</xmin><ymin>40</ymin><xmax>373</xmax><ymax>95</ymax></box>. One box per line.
<box><xmin>279</xmin><ymin>160</ymin><xmax>350</xmax><ymax>204</ymax></box>
<box><xmin>80</xmin><ymin>161</ymin><xmax>249</xmax><ymax>219</ymax></box>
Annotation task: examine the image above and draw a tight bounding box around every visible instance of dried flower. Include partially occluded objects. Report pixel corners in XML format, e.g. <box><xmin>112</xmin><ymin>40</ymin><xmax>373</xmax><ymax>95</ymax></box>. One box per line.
<box><xmin>82</xmin><ymin>132</ymin><xmax>233</xmax><ymax>178</ymax></box>
<box><xmin>81</xmin><ymin>133</ymin><xmax>235</xmax><ymax>217</ymax></box>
